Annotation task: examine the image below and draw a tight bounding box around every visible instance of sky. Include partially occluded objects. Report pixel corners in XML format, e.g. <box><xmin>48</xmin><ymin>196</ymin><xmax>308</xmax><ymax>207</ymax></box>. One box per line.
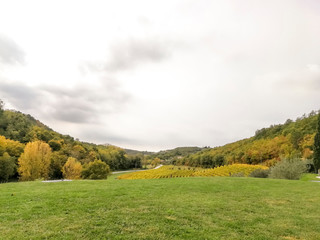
<box><xmin>0</xmin><ymin>0</ymin><xmax>320</xmax><ymax>151</ymax></box>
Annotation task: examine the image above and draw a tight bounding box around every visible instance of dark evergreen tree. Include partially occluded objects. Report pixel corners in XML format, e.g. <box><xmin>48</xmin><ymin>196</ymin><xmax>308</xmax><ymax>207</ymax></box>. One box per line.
<box><xmin>313</xmin><ymin>113</ymin><xmax>320</xmax><ymax>173</ymax></box>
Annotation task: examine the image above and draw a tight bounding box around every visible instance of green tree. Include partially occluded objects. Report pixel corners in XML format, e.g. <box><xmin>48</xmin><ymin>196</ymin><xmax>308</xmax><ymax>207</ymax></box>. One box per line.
<box><xmin>0</xmin><ymin>99</ymin><xmax>4</xmax><ymax>112</ymax></box>
<box><xmin>289</xmin><ymin>129</ymin><xmax>303</xmax><ymax>149</ymax></box>
<box><xmin>0</xmin><ymin>152</ymin><xmax>16</xmax><ymax>182</ymax></box>
<box><xmin>48</xmin><ymin>139</ymin><xmax>62</xmax><ymax>151</ymax></box>
<box><xmin>49</xmin><ymin>152</ymin><xmax>68</xmax><ymax>179</ymax></box>
<box><xmin>82</xmin><ymin>160</ymin><xmax>110</xmax><ymax>179</ymax></box>
<box><xmin>18</xmin><ymin>141</ymin><xmax>52</xmax><ymax>181</ymax></box>
<box><xmin>151</xmin><ymin>157</ymin><xmax>161</xmax><ymax>167</ymax></box>
<box><xmin>313</xmin><ymin>113</ymin><xmax>320</xmax><ymax>173</ymax></box>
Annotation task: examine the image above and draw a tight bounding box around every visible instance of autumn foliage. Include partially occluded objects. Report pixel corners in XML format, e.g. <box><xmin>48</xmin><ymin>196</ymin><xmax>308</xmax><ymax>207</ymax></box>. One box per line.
<box><xmin>18</xmin><ymin>141</ymin><xmax>52</xmax><ymax>181</ymax></box>
<box><xmin>62</xmin><ymin>157</ymin><xmax>82</xmax><ymax>179</ymax></box>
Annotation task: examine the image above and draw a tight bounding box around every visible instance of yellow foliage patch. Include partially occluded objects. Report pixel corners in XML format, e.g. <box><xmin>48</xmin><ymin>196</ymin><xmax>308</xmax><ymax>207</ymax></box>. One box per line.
<box><xmin>193</xmin><ymin>164</ymin><xmax>268</xmax><ymax>177</ymax></box>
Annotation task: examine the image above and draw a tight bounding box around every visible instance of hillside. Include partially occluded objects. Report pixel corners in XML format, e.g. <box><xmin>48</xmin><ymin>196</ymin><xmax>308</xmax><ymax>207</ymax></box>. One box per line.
<box><xmin>0</xmin><ymin>106</ymin><xmax>142</xmax><ymax>181</ymax></box>
<box><xmin>177</xmin><ymin>111</ymin><xmax>318</xmax><ymax>168</ymax></box>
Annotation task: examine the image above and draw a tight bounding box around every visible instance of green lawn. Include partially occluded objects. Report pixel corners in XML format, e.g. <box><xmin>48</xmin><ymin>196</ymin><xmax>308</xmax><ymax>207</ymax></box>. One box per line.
<box><xmin>1</xmin><ymin>175</ymin><xmax>320</xmax><ymax>240</ymax></box>
<box><xmin>300</xmin><ymin>173</ymin><xmax>319</xmax><ymax>181</ymax></box>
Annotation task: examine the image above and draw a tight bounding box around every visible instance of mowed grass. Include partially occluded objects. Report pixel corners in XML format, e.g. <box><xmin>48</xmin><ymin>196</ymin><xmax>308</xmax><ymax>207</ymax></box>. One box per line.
<box><xmin>1</xmin><ymin>175</ymin><xmax>320</xmax><ymax>240</ymax></box>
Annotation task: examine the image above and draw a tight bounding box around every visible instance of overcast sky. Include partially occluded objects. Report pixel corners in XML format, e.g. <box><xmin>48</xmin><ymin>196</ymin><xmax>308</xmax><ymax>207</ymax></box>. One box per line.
<box><xmin>0</xmin><ymin>0</ymin><xmax>320</xmax><ymax>151</ymax></box>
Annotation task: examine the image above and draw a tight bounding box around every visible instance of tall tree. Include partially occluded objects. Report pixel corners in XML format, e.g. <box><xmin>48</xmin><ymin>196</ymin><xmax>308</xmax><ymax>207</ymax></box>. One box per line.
<box><xmin>313</xmin><ymin>113</ymin><xmax>320</xmax><ymax>173</ymax></box>
<box><xmin>18</xmin><ymin>141</ymin><xmax>52</xmax><ymax>181</ymax></box>
<box><xmin>0</xmin><ymin>152</ymin><xmax>16</xmax><ymax>182</ymax></box>
<box><xmin>62</xmin><ymin>157</ymin><xmax>82</xmax><ymax>179</ymax></box>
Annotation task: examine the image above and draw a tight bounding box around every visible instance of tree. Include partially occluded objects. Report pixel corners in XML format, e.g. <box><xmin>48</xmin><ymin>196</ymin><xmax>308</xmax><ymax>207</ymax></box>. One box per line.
<box><xmin>0</xmin><ymin>152</ymin><xmax>16</xmax><ymax>182</ymax></box>
<box><xmin>151</xmin><ymin>157</ymin><xmax>161</xmax><ymax>167</ymax></box>
<box><xmin>313</xmin><ymin>113</ymin><xmax>320</xmax><ymax>173</ymax></box>
<box><xmin>18</xmin><ymin>141</ymin><xmax>52</xmax><ymax>181</ymax></box>
<box><xmin>62</xmin><ymin>157</ymin><xmax>82</xmax><ymax>179</ymax></box>
<box><xmin>49</xmin><ymin>152</ymin><xmax>68</xmax><ymax>179</ymax></box>
<box><xmin>0</xmin><ymin>99</ymin><xmax>4</xmax><ymax>112</ymax></box>
<box><xmin>141</xmin><ymin>157</ymin><xmax>149</xmax><ymax>169</ymax></box>
<box><xmin>48</xmin><ymin>139</ymin><xmax>62</xmax><ymax>151</ymax></box>
<box><xmin>81</xmin><ymin>160</ymin><xmax>110</xmax><ymax>179</ymax></box>
<box><xmin>289</xmin><ymin>129</ymin><xmax>303</xmax><ymax>150</ymax></box>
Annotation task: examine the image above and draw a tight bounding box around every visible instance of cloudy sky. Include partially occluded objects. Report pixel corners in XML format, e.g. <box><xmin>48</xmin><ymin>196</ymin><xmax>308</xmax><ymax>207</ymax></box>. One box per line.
<box><xmin>0</xmin><ymin>0</ymin><xmax>320</xmax><ymax>151</ymax></box>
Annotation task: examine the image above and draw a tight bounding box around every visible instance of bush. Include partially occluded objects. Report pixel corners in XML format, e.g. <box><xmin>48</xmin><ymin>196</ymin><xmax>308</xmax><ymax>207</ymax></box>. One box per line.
<box><xmin>82</xmin><ymin>160</ymin><xmax>110</xmax><ymax>180</ymax></box>
<box><xmin>268</xmin><ymin>158</ymin><xmax>307</xmax><ymax>180</ymax></box>
<box><xmin>249</xmin><ymin>169</ymin><xmax>270</xmax><ymax>178</ymax></box>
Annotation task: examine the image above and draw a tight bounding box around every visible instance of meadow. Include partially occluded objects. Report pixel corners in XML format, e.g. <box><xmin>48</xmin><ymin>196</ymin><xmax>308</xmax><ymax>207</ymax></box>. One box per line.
<box><xmin>1</xmin><ymin>174</ymin><xmax>320</xmax><ymax>240</ymax></box>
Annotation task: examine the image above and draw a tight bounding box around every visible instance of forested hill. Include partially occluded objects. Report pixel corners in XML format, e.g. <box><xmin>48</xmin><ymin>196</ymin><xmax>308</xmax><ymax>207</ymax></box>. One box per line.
<box><xmin>176</xmin><ymin>111</ymin><xmax>319</xmax><ymax>168</ymax></box>
<box><xmin>0</xmin><ymin>109</ymin><xmax>53</xmax><ymax>143</ymax></box>
<box><xmin>0</xmin><ymin>106</ymin><xmax>142</xmax><ymax>181</ymax></box>
<box><xmin>124</xmin><ymin>148</ymin><xmax>154</xmax><ymax>156</ymax></box>
<box><xmin>149</xmin><ymin>147</ymin><xmax>205</xmax><ymax>160</ymax></box>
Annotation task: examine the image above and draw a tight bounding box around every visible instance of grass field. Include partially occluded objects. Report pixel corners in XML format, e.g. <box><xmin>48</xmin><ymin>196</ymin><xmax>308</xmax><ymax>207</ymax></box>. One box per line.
<box><xmin>1</xmin><ymin>174</ymin><xmax>320</xmax><ymax>240</ymax></box>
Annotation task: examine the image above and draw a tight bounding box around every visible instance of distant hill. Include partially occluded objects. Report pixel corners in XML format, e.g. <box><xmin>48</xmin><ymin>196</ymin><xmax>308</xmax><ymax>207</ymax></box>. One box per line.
<box><xmin>149</xmin><ymin>146</ymin><xmax>205</xmax><ymax>161</ymax></box>
<box><xmin>177</xmin><ymin>111</ymin><xmax>319</xmax><ymax>168</ymax></box>
<box><xmin>124</xmin><ymin>148</ymin><xmax>154</xmax><ymax>156</ymax></box>
<box><xmin>124</xmin><ymin>147</ymin><xmax>204</xmax><ymax>162</ymax></box>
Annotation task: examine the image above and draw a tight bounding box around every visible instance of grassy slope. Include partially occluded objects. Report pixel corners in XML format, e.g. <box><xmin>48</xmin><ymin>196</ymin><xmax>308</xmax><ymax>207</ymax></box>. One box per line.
<box><xmin>1</xmin><ymin>176</ymin><xmax>320</xmax><ymax>240</ymax></box>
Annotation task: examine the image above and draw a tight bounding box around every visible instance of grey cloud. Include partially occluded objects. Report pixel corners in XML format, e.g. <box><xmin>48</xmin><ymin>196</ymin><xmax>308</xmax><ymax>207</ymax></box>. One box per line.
<box><xmin>42</xmin><ymin>82</ymin><xmax>131</xmax><ymax>124</ymax></box>
<box><xmin>52</xmin><ymin>108</ymin><xmax>94</xmax><ymax>124</ymax></box>
<box><xmin>0</xmin><ymin>78</ymin><xmax>131</xmax><ymax>124</ymax></box>
<box><xmin>107</xmin><ymin>38</ymin><xmax>169</xmax><ymax>71</ymax></box>
<box><xmin>80</xmin><ymin>38</ymin><xmax>172</xmax><ymax>74</ymax></box>
<box><xmin>0</xmin><ymin>81</ymin><xmax>42</xmax><ymax>110</ymax></box>
<box><xmin>46</xmin><ymin>96</ymin><xmax>98</xmax><ymax>124</ymax></box>
<box><xmin>79</xmin><ymin>128</ymin><xmax>141</xmax><ymax>146</ymax></box>
<box><xmin>0</xmin><ymin>34</ymin><xmax>25</xmax><ymax>65</ymax></box>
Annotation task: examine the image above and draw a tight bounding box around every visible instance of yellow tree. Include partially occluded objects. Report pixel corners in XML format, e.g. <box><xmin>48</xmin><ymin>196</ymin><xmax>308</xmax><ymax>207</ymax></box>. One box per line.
<box><xmin>18</xmin><ymin>141</ymin><xmax>52</xmax><ymax>181</ymax></box>
<box><xmin>62</xmin><ymin>157</ymin><xmax>82</xmax><ymax>179</ymax></box>
<box><xmin>151</xmin><ymin>157</ymin><xmax>161</xmax><ymax>167</ymax></box>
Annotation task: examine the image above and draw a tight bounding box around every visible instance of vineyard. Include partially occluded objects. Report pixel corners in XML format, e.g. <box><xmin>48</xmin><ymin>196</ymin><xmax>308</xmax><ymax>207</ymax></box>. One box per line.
<box><xmin>192</xmin><ymin>164</ymin><xmax>268</xmax><ymax>177</ymax></box>
<box><xmin>117</xmin><ymin>164</ymin><xmax>268</xmax><ymax>179</ymax></box>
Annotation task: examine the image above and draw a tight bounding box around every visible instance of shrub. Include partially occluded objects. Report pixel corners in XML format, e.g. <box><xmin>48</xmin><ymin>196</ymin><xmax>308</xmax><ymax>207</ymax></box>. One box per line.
<box><xmin>249</xmin><ymin>169</ymin><xmax>270</xmax><ymax>178</ymax></box>
<box><xmin>268</xmin><ymin>158</ymin><xmax>307</xmax><ymax>180</ymax></box>
<box><xmin>82</xmin><ymin>160</ymin><xmax>110</xmax><ymax>179</ymax></box>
